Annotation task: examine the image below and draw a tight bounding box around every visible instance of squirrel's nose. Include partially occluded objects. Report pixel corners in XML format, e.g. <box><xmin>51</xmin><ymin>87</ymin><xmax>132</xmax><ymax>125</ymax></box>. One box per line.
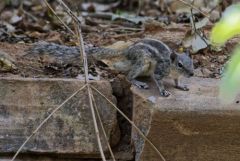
<box><xmin>190</xmin><ymin>73</ymin><xmax>194</xmax><ymax>76</ymax></box>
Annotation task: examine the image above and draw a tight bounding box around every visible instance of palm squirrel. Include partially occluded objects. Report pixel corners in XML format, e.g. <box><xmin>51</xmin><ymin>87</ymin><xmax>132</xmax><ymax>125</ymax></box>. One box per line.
<box><xmin>1</xmin><ymin>38</ymin><xmax>194</xmax><ymax>96</ymax></box>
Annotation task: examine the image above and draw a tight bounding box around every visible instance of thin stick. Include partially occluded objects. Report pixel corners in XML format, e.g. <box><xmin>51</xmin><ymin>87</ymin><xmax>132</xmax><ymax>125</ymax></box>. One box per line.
<box><xmin>137</xmin><ymin>0</ymin><xmax>143</xmax><ymax>16</ymax></box>
<box><xmin>73</xmin><ymin>21</ymin><xmax>83</xmax><ymax>61</ymax></box>
<box><xmin>190</xmin><ymin>8</ymin><xmax>209</xmax><ymax>47</ymax></box>
<box><xmin>54</xmin><ymin>0</ymin><xmax>107</xmax><ymax>159</ymax></box>
<box><xmin>91</xmin><ymin>93</ymin><xmax>116</xmax><ymax>161</ymax></box>
<box><xmin>11</xmin><ymin>84</ymin><xmax>87</xmax><ymax>161</ymax></box>
<box><xmin>91</xmin><ymin>85</ymin><xmax>166</xmax><ymax>161</ymax></box>
<box><xmin>87</xmin><ymin>85</ymin><xmax>107</xmax><ymax>161</ymax></box>
<box><xmin>207</xmin><ymin>3</ymin><xmax>219</xmax><ymax>15</ymax></box>
<box><xmin>22</xmin><ymin>9</ymin><xmax>38</xmax><ymax>22</ymax></box>
<box><xmin>42</xmin><ymin>0</ymin><xmax>75</xmax><ymax>35</ymax></box>
<box><xmin>56</xmin><ymin>0</ymin><xmax>82</xmax><ymax>25</ymax></box>
<box><xmin>176</xmin><ymin>0</ymin><xmax>209</xmax><ymax>18</ymax></box>
<box><xmin>76</xmin><ymin>23</ymin><xmax>106</xmax><ymax>161</ymax></box>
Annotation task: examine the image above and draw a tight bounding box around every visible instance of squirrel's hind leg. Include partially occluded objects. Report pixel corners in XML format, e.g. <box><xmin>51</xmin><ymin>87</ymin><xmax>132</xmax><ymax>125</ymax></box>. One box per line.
<box><xmin>127</xmin><ymin>64</ymin><xmax>149</xmax><ymax>89</ymax></box>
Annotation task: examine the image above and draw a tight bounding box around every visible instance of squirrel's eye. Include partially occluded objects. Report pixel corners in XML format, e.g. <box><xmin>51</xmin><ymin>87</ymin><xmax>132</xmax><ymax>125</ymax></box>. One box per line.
<box><xmin>178</xmin><ymin>62</ymin><xmax>183</xmax><ymax>67</ymax></box>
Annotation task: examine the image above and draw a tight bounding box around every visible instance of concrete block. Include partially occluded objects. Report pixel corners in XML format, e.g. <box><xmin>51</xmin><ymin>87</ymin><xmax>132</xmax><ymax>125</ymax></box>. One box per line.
<box><xmin>131</xmin><ymin>77</ymin><xmax>240</xmax><ymax>161</ymax></box>
<box><xmin>0</xmin><ymin>78</ymin><xmax>119</xmax><ymax>157</ymax></box>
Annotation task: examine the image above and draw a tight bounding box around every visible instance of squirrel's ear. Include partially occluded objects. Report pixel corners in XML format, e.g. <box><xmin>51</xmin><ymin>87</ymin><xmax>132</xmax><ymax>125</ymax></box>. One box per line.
<box><xmin>170</xmin><ymin>51</ymin><xmax>177</xmax><ymax>62</ymax></box>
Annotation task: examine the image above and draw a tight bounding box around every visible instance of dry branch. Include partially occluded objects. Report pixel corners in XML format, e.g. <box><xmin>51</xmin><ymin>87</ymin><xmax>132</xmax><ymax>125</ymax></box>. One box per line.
<box><xmin>42</xmin><ymin>0</ymin><xmax>75</xmax><ymax>35</ymax></box>
<box><xmin>56</xmin><ymin>0</ymin><xmax>82</xmax><ymax>25</ymax></box>
<box><xmin>91</xmin><ymin>93</ymin><xmax>116</xmax><ymax>161</ymax></box>
<box><xmin>190</xmin><ymin>8</ymin><xmax>209</xmax><ymax>47</ymax></box>
<box><xmin>75</xmin><ymin>16</ymin><xmax>107</xmax><ymax>161</ymax></box>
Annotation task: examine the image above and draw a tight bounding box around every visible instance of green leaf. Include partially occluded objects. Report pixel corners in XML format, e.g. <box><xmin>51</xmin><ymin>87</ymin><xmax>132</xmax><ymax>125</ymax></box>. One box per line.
<box><xmin>211</xmin><ymin>4</ymin><xmax>240</xmax><ymax>45</ymax></box>
<box><xmin>219</xmin><ymin>46</ymin><xmax>240</xmax><ymax>104</ymax></box>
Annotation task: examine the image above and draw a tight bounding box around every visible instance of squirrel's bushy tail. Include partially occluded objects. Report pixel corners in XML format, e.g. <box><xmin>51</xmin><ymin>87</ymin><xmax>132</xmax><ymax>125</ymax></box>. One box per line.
<box><xmin>25</xmin><ymin>41</ymin><xmax>80</xmax><ymax>57</ymax></box>
<box><xmin>25</xmin><ymin>41</ymin><xmax>121</xmax><ymax>61</ymax></box>
<box><xmin>87</xmin><ymin>47</ymin><xmax>122</xmax><ymax>60</ymax></box>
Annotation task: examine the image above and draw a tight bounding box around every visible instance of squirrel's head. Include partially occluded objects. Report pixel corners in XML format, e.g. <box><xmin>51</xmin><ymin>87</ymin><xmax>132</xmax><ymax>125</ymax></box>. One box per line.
<box><xmin>170</xmin><ymin>50</ymin><xmax>194</xmax><ymax>78</ymax></box>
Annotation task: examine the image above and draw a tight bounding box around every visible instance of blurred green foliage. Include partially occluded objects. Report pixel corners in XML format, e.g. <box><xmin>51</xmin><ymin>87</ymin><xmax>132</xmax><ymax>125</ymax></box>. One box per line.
<box><xmin>211</xmin><ymin>4</ymin><xmax>240</xmax><ymax>104</ymax></box>
<box><xmin>211</xmin><ymin>4</ymin><xmax>240</xmax><ymax>45</ymax></box>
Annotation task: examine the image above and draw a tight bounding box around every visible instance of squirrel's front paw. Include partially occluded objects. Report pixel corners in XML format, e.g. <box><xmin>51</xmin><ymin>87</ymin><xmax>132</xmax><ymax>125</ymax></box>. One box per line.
<box><xmin>160</xmin><ymin>89</ymin><xmax>171</xmax><ymax>97</ymax></box>
<box><xmin>176</xmin><ymin>85</ymin><xmax>189</xmax><ymax>91</ymax></box>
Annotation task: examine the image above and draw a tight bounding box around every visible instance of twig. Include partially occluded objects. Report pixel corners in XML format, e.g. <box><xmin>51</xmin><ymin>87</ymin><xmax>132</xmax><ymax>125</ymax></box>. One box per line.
<box><xmin>190</xmin><ymin>8</ymin><xmax>209</xmax><ymax>47</ymax></box>
<box><xmin>91</xmin><ymin>93</ymin><xmax>116</xmax><ymax>161</ymax></box>
<box><xmin>137</xmin><ymin>0</ymin><xmax>143</xmax><ymax>16</ymax></box>
<box><xmin>42</xmin><ymin>0</ymin><xmax>75</xmax><ymax>35</ymax></box>
<box><xmin>208</xmin><ymin>5</ymin><xmax>218</xmax><ymax>15</ymax></box>
<box><xmin>47</xmin><ymin>0</ymin><xmax>108</xmax><ymax>160</ymax></box>
<box><xmin>76</xmin><ymin>21</ymin><xmax>106</xmax><ymax>161</ymax></box>
<box><xmin>110</xmin><ymin>27</ymin><xmax>143</xmax><ymax>32</ymax></box>
<box><xmin>91</xmin><ymin>85</ymin><xmax>166</xmax><ymax>161</ymax></box>
<box><xmin>18</xmin><ymin>1</ymin><xmax>37</xmax><ymax>22</ymax></box>
<box><xmin>87</xmin><ymin>85</ymin><xmax>107</xmax><ymax>161</ymax></box>
<box><xmin>176</xmin><ymin>0</ymin><xmax>209</xmax><ymax>18</ymax></box>
<box><xmin>111</xmin><ymin>31</ymin><xmax>144</xmax><ymax>39</ymax></box>
<box><xmin>22</xmin><ymin>9</ymin><xmax>38</xmax><ymax>22</ymax></box>
<box><xmin>10</xmin><ymin>84</ymin><xmax>87</xmax><ymax>161</ymax></box>
<box><xmin>56</xmin><ymin>0</ymin><xmax>82</xmax><ymax>25</ymax></box>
